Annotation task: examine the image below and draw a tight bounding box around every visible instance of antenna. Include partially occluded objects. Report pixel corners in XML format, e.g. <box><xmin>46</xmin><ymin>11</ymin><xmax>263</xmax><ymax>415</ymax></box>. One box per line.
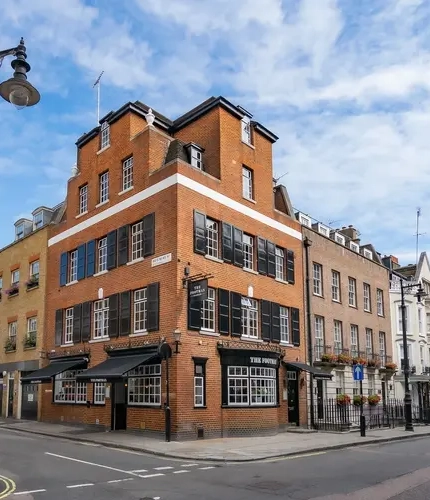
<box><xmin>93</xmin><ymin>71</ymin><xmax>104</xmax><ymax>124</ymax></box>
<box><xmin>328</xmin><ymin>220</ymin><xmax>341</xmax><ymax>227</ymax></box>
<box><xmin>273</xmin><ymin>172</ymin><xmax>289</xmax><ymax>185</ymax></box>
<box><xmin>415</xmin><ymin>207</ymin><xmax>426</xmax><ymax>265</ymax></box>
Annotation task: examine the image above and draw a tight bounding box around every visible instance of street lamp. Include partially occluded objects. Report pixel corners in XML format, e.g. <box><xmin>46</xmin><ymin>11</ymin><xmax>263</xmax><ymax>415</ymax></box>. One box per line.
<box><xmin>0</xmin><ymin>38</ymin><xmax>40</xmax><ymax>109</ymax></box>
<box><xmin>399</xmin><ymin>276</ymin><xmax>427</xmax><ymax>431</ymax></box>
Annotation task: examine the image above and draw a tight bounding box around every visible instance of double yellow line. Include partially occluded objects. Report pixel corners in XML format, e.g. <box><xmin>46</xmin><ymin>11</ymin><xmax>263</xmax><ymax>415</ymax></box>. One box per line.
<box><xmin>0</xmin><ymin>475</ymin><xmax>16</xmax><ymax>499</ymax></box>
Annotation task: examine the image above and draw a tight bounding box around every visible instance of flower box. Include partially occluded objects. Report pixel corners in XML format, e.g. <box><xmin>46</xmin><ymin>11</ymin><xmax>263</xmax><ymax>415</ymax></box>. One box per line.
<box><xmin>25</xmin><ymin>275</ymin><xmax>39</xmax><ymax>289</ymax></box>
<box><xmin>4</xmin><ymin>338</ymin><xmax>16</xmax><ymax>352</ymax></box>
<box><xmin>5</xmin><ymin>285</ymin><xmax>19</xmax><ymax>297</ymax></box>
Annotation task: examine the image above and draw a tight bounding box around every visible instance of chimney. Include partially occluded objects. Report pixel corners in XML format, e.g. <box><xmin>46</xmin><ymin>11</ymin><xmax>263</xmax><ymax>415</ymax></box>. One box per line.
<box><xmin>338</xmin><ymin>225</ymin><xmax>360</xmax><ymax>243</ymax></box>
<box><xmin>390</xmin><ymin>255</ymin><xmax>399</xmax><ymax>265</ymax></box>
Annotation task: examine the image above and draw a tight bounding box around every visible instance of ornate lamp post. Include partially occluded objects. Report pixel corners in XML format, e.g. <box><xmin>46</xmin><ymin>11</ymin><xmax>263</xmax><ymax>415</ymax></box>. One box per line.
<box><xmin>0</xmin><ymin>38</ymin><xmax>40</xmax><ymax>109</ymax></box>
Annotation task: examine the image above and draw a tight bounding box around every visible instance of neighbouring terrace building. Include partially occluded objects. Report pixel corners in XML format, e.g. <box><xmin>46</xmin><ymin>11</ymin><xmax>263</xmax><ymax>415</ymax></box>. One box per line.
<box><xmin>383</xmin><ymin>252</ymin><xmax>430</xmax><ymax>409</ymax></box>
<box><xmin>0</xmin><ymin>204</ymin><xmax>64</xmax><ymax>420</ymax></box>
<box><xmin>22</xmin><ymin>96</ymin><xmax>311</xmax><ymax>439</ymax></box>
<box><xmin>297</xmin><ymin>216</ymin><xmax>393</xmax><ymax>422</ymax></box>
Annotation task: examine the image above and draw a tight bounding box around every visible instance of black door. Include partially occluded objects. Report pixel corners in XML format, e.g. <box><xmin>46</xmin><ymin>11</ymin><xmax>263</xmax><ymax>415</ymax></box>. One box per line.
<box><xmin>8</xmin><ymin>379</ymin><xmax>14</xmax><ymax>418</ymax></box>
<box><xmin>111</xmin><ymin>382</ymin><xmax>127</xmax><ymax>431</ymax></box>
<box><xmin>287</xmin><ymin>371</ymin><xmax>300</xmax><ymax>426</ymax></box>
<box><xmin>0</xmin><ymin>384</ymin><xmax>3</xmax><ymax>418</ymax></box>
<box><xmin>316</xmin><ymin>379</ymin><xmax>324</xmax><ymax>420</ymax></box>
<box><xmin>21</xmin><ymin>378</ymin><xmax>38</xmax><ymax>421</ymax></box>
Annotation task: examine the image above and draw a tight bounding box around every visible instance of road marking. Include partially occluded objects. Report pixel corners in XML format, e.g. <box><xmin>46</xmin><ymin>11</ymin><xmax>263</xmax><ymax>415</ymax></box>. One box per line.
<box><xmin>199</xmin><ymin>466</ymin><xmax>215</xmax><ymax>470</ymax></box>
<box><xmin>66</xmin><ymin>483</ymin><xmax>94</xmax><ymax>489</ymax></box>
<box><xmin>45</xmin><ymin>452</ymin><xmax>141</xmax><ymax>477</ymax></box>
<box><xmin>14</xmin><ymin>490</ymin><xmax>46</xmax><ymax>496</ymax></box>
<box><xmin>181</xmin><ymin>463</ymin><xmax>198</xmax><ymax>467</ymax></box>
<box><xmin>129</xmin><ymin>469</ymin><xmax>147</xmax><ymax>473</ymax></box>
<box><xmin>0</xmin><ymin>474</ymin><xmax>16</xmax><ymax>499</ymax></box>
<box><xmin>139</xmin><ymin>473</ymin><xmax>165</xmax><ymax>479</ymax></box>
<box><xmin>107</xmin><ymin>478</ymin><xmax>134</xmax><ymax>484</ymax></box>
<box><xmin>173</xmin><ymin>470</ymin><xmax>189</xmax><ymax>474</ymax></box>
<box><xmin>284</xmin><ymin>452</ymin><xmax>327</xmax><ymax>460</ymax></box>
<box><xmin>154</xmin><ymin>466</ymin><xmax>173</xmax><ymax>470</ymax></box>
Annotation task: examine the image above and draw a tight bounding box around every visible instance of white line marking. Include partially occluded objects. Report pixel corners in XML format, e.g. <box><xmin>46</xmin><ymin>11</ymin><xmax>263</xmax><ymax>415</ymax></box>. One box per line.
<box><xmin>66</xmin><ymin>483</ymin><xmax>94</xmax><ymax>489</ymax></box>
<box><xmin>129</xmin><ymin>469</ymin><xmax>147</xmax><ymax>473</ymax></box>
<box><xmin>107</xmin><ymin>478</ymin><xmax>134</xmax><ymax>484</ymax></box>
<box><xmin>199</xmin><ymin>466</ymin><xmax>215</xmax><ymax>470</ymax></box>
<box><xmin>154</xmin><ymin>497</ymin><xmax>160</xmax><ymax>500</ymax></box>
<box><xmin>181</xmin><ymin>463</ymin><xmax>198</xmax><ymax>467</ymax></box>
<box><xmin>45</xmin><ymin>452</ymin><xmax>140</xmax><ymax>477</ymax></box>
<box><xmin>14</xmin><ymin>490</ymin><xmax>46</xmax><ymax>496</ymax></box>
<box><xmin>154</xmin><ymin>466</ymin><xmax>173</xmax><ymax>470</ymax></box>
<box><xmin>173</xmin><ymin>470</ymin><xmax>189</xmax><ymax>474</ymax></box>
<box><xmin>139</xmin><ymin>473</ymin><xmax>165</xmax><ymax>479</ymax></box>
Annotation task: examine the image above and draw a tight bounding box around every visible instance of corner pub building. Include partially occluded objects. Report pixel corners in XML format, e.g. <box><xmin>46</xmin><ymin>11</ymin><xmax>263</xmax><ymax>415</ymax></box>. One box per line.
<box><xmin>22</xmin><ymin>96</ymin><xmax>321</xmax><ymax>440</ymax></box>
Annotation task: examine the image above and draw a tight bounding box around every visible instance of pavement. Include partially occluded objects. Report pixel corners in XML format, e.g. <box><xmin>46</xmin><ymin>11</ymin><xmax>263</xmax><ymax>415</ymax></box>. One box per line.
<box><xmin>2</xmin><ymin>418</ymin><xmax>430</xmax><ymax>462</ymax></box>
<box><xmin>2</xmin><ymin>426</ymin><xmax>430</xmax><ymax>499</ymax></box>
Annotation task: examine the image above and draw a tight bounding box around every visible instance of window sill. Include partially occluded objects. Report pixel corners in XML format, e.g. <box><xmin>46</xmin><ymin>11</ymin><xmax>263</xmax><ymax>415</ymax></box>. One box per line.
<box><xmin>242</xmin><ymin>196</ymin><xmax>256</xmax><ymax>204</ymax></box>
<box><xmin>89</xmin><ymin>337</ymin><xmax>109</xmax><ymax>344</ymax></box>
<box><xmin>66</xmin><ymin>280</ymin><xmax>78</xmax><ymax>287</ymax></box>
<box><xmin>205</xmin><ymin>255</ymin><xmax>223</xmax><ymax>264</ymax></box>
<box><xmin>275</xmin><ymin>278</ymin><xmax>288</xmax><ymax>285</ymax></box>
<box><xmin>127</xmin><ymin>404</ymin><xmax>163</xmax><ymax>409</ymax></box>
<box><xmin>96</xmin><ymin>200</ymin><xmax>109</xmax><ymax>208</ymax></box>
<box><xmin>241</xmin><ymin>336</ymin><xmax>263</xmax><ymax>343</ymax></box>
<box><xmin>241</xmin><ymin>140</ymin><xmax>255</xmax><ymax>150</ymax></box>
<box><xmin>26</xmin><ymin>285</ymin><xmax>39</xmax><ymax>293</ymax></box>
<box><xmin>53</xmin><ymin>401</ymin><xmax>87</xmax><ymax>405</ymax></box>
<box><xmin>130</xmin><ymin>332</ymin><xmax>148</xmax><ymax>338</ymax></box>
<box><xmin>75</xmin><ymin>211</ymin><xmax>88</xmax><ymax>219</ymax></box>
<box><xmin>60</xmin><ymin>344</ymin><xmax>74</xmax><ymax>348</ymax></box>
<box><xmin>313</xmin><ymin>293</ymin><xmax>324</xmax><ymax>298</ymax></box>
<box><xmin>23</xmin><ymin>346</ymin><xmax>37</xmax><ymax>351</ymax></box>
<box><xmin>194</xmin><ymin>406</ymin><xmax>207</xmax><ymax>410</ymax></box>
<box><xmin>93</xmin><ymin>270</ymin><xmax>108</xmax><ymax>277</ymax></box>
<box><xmin>96</xmin><ymin>145</ymin><xmax>111</xmax><ymax>155</ymax></box>
<box><xmin>348</xmin><ymin>304</ymin><xmax>358</xmax><ymax>309</ymax></box>
<box><xmin>377</xmin><ymin>313</ymin><xmax>385</xmax><ymax>318</ymax></box>
<box><xmin>118</xmin><ymin>187</ymin><xmax>134</xmax><ymax>196</ymax></box>
<box><xmin>243</xmin><ymin>267</ymin><xmax>258</xmax><ymax>275</ymax></box>
<box><xmin>280</xmin><ymin>342</ymin><xmax>294</xmax><ymax>348</ymax></box>
<box><xmin>364</xmin><ymin>309</ymin><xmax>372</xmax><ymax>314</ymax></box>
<box><xmin>199</xmin><ymin>330</ymin><xmax>220</xmax><ymax>337</ymax></box>
<box><xmin>332</xmin><ymin>299</ymin><xmax>341</xmax><ymax>304</ymax></box>
<box><xmin>127</xmin><ymin>257</ymin><xmax>144</xmax><ymax>266</ymax></box>
<box><xmin>222</xmin><ymin>404</ymin><xmax>280</xmax><ymax>409</ymax></box>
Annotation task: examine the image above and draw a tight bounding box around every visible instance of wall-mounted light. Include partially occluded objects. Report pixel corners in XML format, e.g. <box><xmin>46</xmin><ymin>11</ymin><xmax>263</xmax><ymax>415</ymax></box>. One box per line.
<box><xmin>173</xmin><ymin>328</ymin><xmax>182</xmax><ymax>354</ymax></box>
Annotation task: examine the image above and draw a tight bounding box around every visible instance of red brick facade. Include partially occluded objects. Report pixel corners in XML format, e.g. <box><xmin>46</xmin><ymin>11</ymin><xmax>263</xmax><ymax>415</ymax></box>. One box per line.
<box><xmin>39</xmin><ymin>98</ymin><xmax>306</xmax><ymax>440</ymax></box>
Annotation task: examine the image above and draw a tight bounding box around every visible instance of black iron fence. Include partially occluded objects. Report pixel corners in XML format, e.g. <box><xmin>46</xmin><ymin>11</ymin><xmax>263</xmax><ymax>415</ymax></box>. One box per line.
<box><xmin>313</xmin><ymin>398</ymin><xmax>430</xmax><ymax>432</ymax></box>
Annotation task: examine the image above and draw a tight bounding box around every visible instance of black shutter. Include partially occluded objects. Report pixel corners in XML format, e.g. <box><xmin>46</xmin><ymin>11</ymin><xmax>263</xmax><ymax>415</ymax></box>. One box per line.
<box><xmin>261</xmin><ymin>300</ymin><xmax>271</xmax><ymax>341</ymax></box>
<box><xmin>222</xmin><ymin>223</ymin><xmax>233</xmax><ymax>263</ymax></box>
<box><xmin>188</xmin><ymin>291</ymin><xmax>202</xmax><ymax>331</ymax></box>
<box><xmin>117</xmin><ymin>225</ymin><xmax>129</xmax><ymax>266</ymax></box>
<box><xmin>230</xmin><ymin>292</ymin><xmax>242</xmax><ymax>336</ymax></box>
<box><xmin>108</xmin><ymin>294</ymin><xmax>119</xmax><ymax>338</ymax></box>
<box><xmin>257</xmin><ymin>237</ymin><xmax>267</xmax><ymax>275</ymax></box>
<box><xmin>193</xmin><ymin>210</ymin><xmax>207</xmax><ymax>255</ymax></box>
<box><xmin>106</xmin><ymin>230</ymin><xmax>117</xmax><ymax>270</ymax></box>
<box><xmin>55</xmin><ymin>309</ymin><xmax>63</xmax><ymax>346</ymax></box>
<box><xmin>218</xmin><ymin>289</ymin><xmax>230</xmax><ymax>335</ymax></box>
<box><xmin>271</xmin><ymin>303</ymin><xmax>281</xmax><ymax>343</ymax></box>
<box><xmin>291</xmin><ymin>307</ymin><xmax>300</xmax><ymax>346</ymax></box>
<box><xmin>59</xmin><ymin>252</ymin><xmax>68</xmax><ymax>286</ymax></box>
<box><xmin>233</xmin><ymin>227</ymin><xmax>244</xmax><ymax>267</ymax></box>
<box><xmin>86</xmin><ymin>240</ymin><xmax>96</xmax><ymax>277</ymax></box>
<box><xmin>77</xmin><ymin>243</ymin><xmax>86</xmax><ymax>280</ymax></box>
<box><xmin>143</xmin><ymin>213</ymin><xmax>155</xmax><ymax>257</ymax></box>
<box><xmin>120</xmin><ymin>291</ymin><xmax>131</xmax><ymax>336</ymax></box>
<box><xmin>267</xmin><ymin>241</ymin><xmax>276</xmax><ymax>278</ymax></box>
<box><xmin>287</xmin><ymin>249</ymin><xmax>295</xmax><ymax>284</ymax></box>
<box><xmin>147</xmin><ymin>282</ymin><xmax>160</xmax><ymax>331</ymax></box>
<box><xmin>81</xmin><ymin>302</ymin><xmax>92</xmax><ymax>342</ymax></box>
<box><xmin>72</xmin><ymin>304</ymin><xmax>82</xmax><ymax>344</ymax></box>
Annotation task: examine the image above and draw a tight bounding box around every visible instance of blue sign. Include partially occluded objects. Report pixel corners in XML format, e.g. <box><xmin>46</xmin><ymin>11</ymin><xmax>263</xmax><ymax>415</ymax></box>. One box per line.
<box><xmin>353</xmin><ymin>364</ymin><xmax>364</xmax><ymax>381</ymax></box>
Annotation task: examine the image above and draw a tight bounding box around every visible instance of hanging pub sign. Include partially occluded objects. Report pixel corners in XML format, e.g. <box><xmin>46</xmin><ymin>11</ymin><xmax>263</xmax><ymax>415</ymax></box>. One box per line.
<box><xmin>189</xmin><ymin>279</ymin><xmax>208</xmax><ymax>303</ymax></box>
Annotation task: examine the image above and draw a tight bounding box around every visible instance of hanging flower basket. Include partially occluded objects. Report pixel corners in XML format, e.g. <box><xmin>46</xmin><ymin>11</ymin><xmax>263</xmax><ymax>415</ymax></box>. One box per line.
<box><xmin>368</xmin><ymin>394</ymin><xmax>381</xmax><ymax>406</ymax></box>
<box><xmin>352</xmin><ymin>357</ymin><xmax>367</xmax><ymax>366</ymax></box>
<box><xmin>367</xmin><ymin>358</ymin><xmax>379</xmax><ymax>368</ymax></box>
<box><xmin>337</xmin><ymin>353</ymin><xmax>352</xmax><ymax>365</ymax></box>
<box><xmin>385</xmin><ymin>362</ymin><xmax>397</xmax><ymax>371</ymax></box>
<box><xmin>353</xmin><ymin>395</ymin><xmax>368</xmax><ymax>406</ymax></box>
<box><xmin>336</xmin><ymin>394</ymin><xmax>351</xmax><ymax>406</ymax></box>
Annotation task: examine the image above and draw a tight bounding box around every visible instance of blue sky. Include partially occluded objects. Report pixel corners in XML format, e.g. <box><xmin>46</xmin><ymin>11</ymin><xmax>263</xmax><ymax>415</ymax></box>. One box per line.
<box><xmin>0</xmin><ymin>0</ymin><xmax>429</xmax><ymax>265</ymax></box>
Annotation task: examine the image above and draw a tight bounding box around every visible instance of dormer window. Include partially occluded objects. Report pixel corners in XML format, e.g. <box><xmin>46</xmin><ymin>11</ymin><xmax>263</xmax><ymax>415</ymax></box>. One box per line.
<box><xmin>186</xmin><ymin>143</ymin><xmax>204</xmax><ymax>171</ymax></box>
<box><xmin>241</xmin><ymin>116</ymin><xmax>252</xmax><ymax>145</ymax></box>
<box><xmin>350</xmin><ymin>241</ymin><xmax>360</xmax><ymax>253</ymax></box>
<box><xmin>363</xmin><ymin>249</ymin><xmax>373</xmax><ymax>260</ymax></box>
<box><xmin>15</xmin><ymin>223</ymin><xmax>24</xmax><ymax>240</ymax></box>
<box><xmin>317</xmin><ymin>223</ymin><xmax>330</xmax><ymax>237</ymax></box>
<box><xmin>100</xmin><ymin>121</ymin><xmax>110</xmax><ymax>149</ymax></box>
<box><xmin>33</xmin><ymin>211</ymin><xmax>43</xmax><ymax>230</ymax></box>
<box><xmin>298</xmin><ymin>213</ymin><xmax>311</xmax><ymax>227</ymax></box>
<box><xmin>334</xmin><ymin>233</ymin><xmax>345</xmax><ymax>245</ymax></box>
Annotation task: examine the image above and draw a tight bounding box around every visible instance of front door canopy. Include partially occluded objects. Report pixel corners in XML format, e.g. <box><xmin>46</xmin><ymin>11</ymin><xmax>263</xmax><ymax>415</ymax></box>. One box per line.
<box><xmin>284</xmin><ymin>361</ymin><xmax>333</xmax><ymax>380</ymax></box>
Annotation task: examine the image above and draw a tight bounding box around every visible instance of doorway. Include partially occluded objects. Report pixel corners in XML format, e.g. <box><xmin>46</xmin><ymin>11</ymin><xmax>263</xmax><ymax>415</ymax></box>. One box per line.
<box><xmin>21</xmin><ymin>378</ymin><xmax>38</xmax><ymax>421</ymax></box>
<box><xmin>7</xmin><ymin>378</ymin><xmax>14</xmax><ymax>418</ymax></box>
<box><xmin>111</xmin><ymin>381</ymin><xmax>127</xmax><ymax>431</ymax></box>
<box><xmin>287</xmin><ymin>371</ymin><xmax>300</xmax><ymax>425</ymax></box>
<box><xmin>316</xmin><ymin>379</ymin><xmax>325</xmax><ymax>420</ymax></box>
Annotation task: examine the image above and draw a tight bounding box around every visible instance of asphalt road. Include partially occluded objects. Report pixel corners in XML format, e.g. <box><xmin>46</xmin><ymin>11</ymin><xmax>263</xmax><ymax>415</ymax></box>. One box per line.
<box><xmin>2</xmin><ymin>427</ymin><xmax>430</xmax><ymax>499</ymax></box>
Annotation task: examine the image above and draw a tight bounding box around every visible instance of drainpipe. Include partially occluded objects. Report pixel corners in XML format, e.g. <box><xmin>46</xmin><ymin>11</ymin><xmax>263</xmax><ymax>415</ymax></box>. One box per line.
<box><xmin>304</xmin><ymin>236</ymin><xmax>315</xmax><ymax>429</ymax></box>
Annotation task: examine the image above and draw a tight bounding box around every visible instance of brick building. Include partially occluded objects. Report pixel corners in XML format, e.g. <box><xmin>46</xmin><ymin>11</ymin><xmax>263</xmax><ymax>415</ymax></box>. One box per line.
<box><xmin>0</xmin><ymin>204</ymin><xmax>63</xmax><ymax>420</ymax></box>
<box><xmin>22</xmin><ymin>97</ymin><xmax>312</xmax><ymax>439</ymax></box>
<box><xmin>297</xmin><ymin>214</ymin><xmax>393</xmax><ymax>422</ymax></box>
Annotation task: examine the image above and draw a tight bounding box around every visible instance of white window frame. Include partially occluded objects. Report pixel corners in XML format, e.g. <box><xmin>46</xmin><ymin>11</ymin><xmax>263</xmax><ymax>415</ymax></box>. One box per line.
<box><xmin>317</xmin><ymin>224</ymin><xmax>330</xmax><ymax>237</ymax></box>
<box><xmin>64</xmin><ymin>308</ymin><xmax>74</xmax><ymax>344</ymax></box>
<box><xmin>331</xmin><ymin>270</ymin><xmax>340</xmax><ymax>302</ymax></box>
<box><xmin>350</xmin><ymin>324</ymin><xmax>358</xmax><ymax>358</ymax></box>
<box><xmin>27</xmin><ymin>317</ymin><xmax>37</xmax><ymax>336</ymax></box>
<box><xmin>98</xmin><ymin>237</ymin><xmax>107</xmax><ymax>273</ymax></box>
<box><xmin>363</xmin><ymin>249</ymin><xmax>373</xmax><ymax>259</ymax></box>
<box><xmin>398</xmin><ymin>304</ymin><xmax>409</xmax><ymax>333</ymax></box>
<box><xmin>93</xmin><ymin>382</ymin><xmax>106</xmax><ymax>405</ymax></box>
<box><xmin>315</xmin><ymin>316</ymin><xmax>324</xmax><ymax>360</ymax></box>
<box><xmin>350</xmin><ymin>241</ymin><xmax>360</xmax><ymax>253</ymax></box>
<box><xmin>334</xmin><ymin>233</ymin><xmax>345</xmax><ymax>245</ymax></box>
<box><xmin>29</xmin><ymin>260</ymin><xmax>39</xmax><ymax>279</ymax></box>
<box><xmin>333</xmin><ymin>320</ymin><xmax>342</xmax><ymax>354</ymax></box>
<box><xmin>99</xmin><ymin>171</ymin><xmax>109</xmax><ymax>203</ymax></box>
<box><xmin>418</xmin><ymin>307</ymin><xmax>423</xmax><ymax>334</ymax></box>
<box><xmin>399</xmin><ymin>343</ymin><xmax>412</xmax><ymax>368</ymax></box>
<box><xmin>275</xmin><ymin>247</ymin><xmax>285</xmax><ymax>280</ymax></box>
<box><xmin>379</xmin><ymin>332</ymin><xmax>386</xmax><ymax>365</ymax></box>
<box><xmin>69</xmin><ymin>250</ymin><xmax>78</xmax><ymax>283</ymax></box>
<box><xmin>335</xmin><ymin>371</ymin><xmax>345</xmax><ymax>395</ymax></box>
<box><xmin>280</xmin><ymin>306</ymin><xmax>289</xmax><ymax>343</ymax></box>
<box><xmin>194</xmin><ymin>363</ymin><xmax>205</xmax><ymax>407</ymax></box>
<box><xmin>100</xmin><ymin>121</ymin><xmax>110</xmax><ymax>149</ymax></box>
<box><xmin>365</xmin><ymin>328</ymin><xmax>373</xmax><ymax>357</ymax></box>
<box><xmin>134</xmin><ymin>288</ymin><xmax>147</xmax><ymax>333</ymax></box>
<box><xmin>206</xmin><ymin>218</ymin><xmax>219</xmax><ymax>259</ymax></box>
<box><xmin>241</xmin><ymin>117</ymin><xmax>252</xmax><ymax>144</ymax></box>
<box><xmin>122</xmin><ymin>157</ymin><xmax>134</xmax><ymax>191</ymax></box>
<box><xmin>54</xmin><ymin>370</ymin><xmax>87</xmax><ymax>404</ymax></box>
<box><xmin>241</xmin><ymin>298</ymin><xmax>258</xmax><ymax>338</ymax></box>
<box><xmin>0</xmin><ymin>276</ymin><xmax>3</xmax><ymax>290</ymax></box>
<box><xmin>131</xmin><ymin>221</ymin><xmax>144</xmax><ymax>261</ymax></box>
<box><xmin>11</xmin><ymin>269</ymin><xmax>20</xmax><ymax>285</ymax></box>
<box><xmin>127</xmin><ymin>364</ymin><xmax>161</xmax><ymax>406</ymax></box>
<box><xmin>376</xmin><ymin>289</ymin><xmax>384</xmax><ymax>316</ymax></box>
<box><xmin>368</xmin><ymin>373</ymin><xmax>375</xmax><ymax>396</ymax></box>
<box><xmin>250</xmin><ymin>367</ymin><xmax>276</xmax><ymax>406</ymax></box>
<box><xmin>243</xmin><ymin>234</ymin><xmax>254</xmax><ymax>270</ymax></box>
<box><xmin>190</xmin><ymin>147</ymin><xmax>203</xmax><ymax>170</ymax></box>
<box><xmin>201</xmin><ymin>287</ymin><xmax>216</xmax><ymax>332</ymax></box>
<box><xmin>363</xmin><ymin>283</ymin><xmax>371</xmax><ymax>312</ymax></box>
<box><xmin>313</xmin><ymin>263</ymin><xmax>323</xmax><ymax>296</ymax></box>
<box><xmin>242</xmin><ymin>166</ymin><xmax>253</xmax><ymax>200</ymax></box>
<box><xmin>79</xmin><ymin>184</ymin><xmax>88</xmax><ymax>214</ymax></box>
<box><xmin>298</xmin><ymin>214</ymin><xmax>311</xmax><ymax>227</ymax></box>
<box><xmin>8</xmin><ymin>321</ymin><xmax>17</xmax><ymax>340</ymax></box>
<box><xmin>33</xmin><ymin>211</ymin><xmax>43</xmax><ymax>229</ymax></box>
<box><xmin>93</xmin><ymin>298</ymin><xmax>109</xmax><ymax>339</ymax></box>
<box><xmin>348</xmin><ymin>277</ymin><xmax>357</xmax><ymax>307</ymax></box>
<box><xmin>15</xmin><ymin>223</ymin><xmax>24</xmax><ymax>240</ymax></box>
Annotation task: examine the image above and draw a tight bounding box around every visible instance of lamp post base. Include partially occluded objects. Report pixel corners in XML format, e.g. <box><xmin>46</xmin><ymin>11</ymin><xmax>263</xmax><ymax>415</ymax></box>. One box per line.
<box><xmin>404</xmin><ymin>392</ymin><xmax>414</xmax><ymax>432</ymax></box>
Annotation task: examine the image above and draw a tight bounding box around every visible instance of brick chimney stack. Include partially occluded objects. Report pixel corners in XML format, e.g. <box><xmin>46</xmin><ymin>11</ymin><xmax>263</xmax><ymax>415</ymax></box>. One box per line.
<box><xmin>338</xmin><ymin>225</ymin><xmax>360</xmax><ymax>244</ymax></box>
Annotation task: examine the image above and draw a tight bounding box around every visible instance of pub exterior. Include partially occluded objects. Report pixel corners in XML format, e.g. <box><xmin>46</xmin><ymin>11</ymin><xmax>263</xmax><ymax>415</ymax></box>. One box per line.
<box><xmin>22</xmin><ymin>96</ymin><xmax>324</xmax><ymax>439</ymax></box>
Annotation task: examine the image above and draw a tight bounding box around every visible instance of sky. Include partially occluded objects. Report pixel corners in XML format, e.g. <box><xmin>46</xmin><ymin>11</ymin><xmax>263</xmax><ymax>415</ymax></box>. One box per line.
<box><xmin>0</xmin><ymin>0</ymin><xmax>429</xmax><ymax>265</ymax></box>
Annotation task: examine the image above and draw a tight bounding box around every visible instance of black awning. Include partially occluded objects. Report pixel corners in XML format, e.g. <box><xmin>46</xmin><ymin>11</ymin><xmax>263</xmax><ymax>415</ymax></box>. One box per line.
<box><xmin>21</xmin><ymin>359</ymin><xmax>87</xmax><ymax>384</ymax></box>
<box><xmin>284</xmin><ymin>361</ymin><xmax>333</xmax><ymax>380</ymax></box>
<box><xmin>75</xmin><ymin>352</ymin><xmax>157</xmax><ymax>383</ymax></box>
